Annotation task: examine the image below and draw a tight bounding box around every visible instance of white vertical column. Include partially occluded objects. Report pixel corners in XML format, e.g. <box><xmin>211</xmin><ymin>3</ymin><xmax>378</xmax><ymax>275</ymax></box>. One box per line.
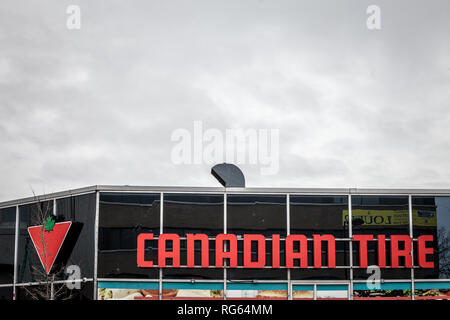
<box><xmin>159</xmin><ymin>192</ymin><xmax>164</xmax><ymax>300</ymax></box>
<box><xmin>409</xmin><ymin>195</ymin><xmax>415</xmax><ymax>300</ymax></box>
<box><xmin>93</xmin><ymin>191</ymin><xmax>99</xmax><ymax>300</ymax></box>
<box><xmin>223</xmin><ymin>191</ymin><xmax>227</xmax><ymax>300</ymax></box>
<box><xmin>287</xmin><ymin>194</ymin><xmax>292</xmax><ymax>300</ymax></box>
<box><xmin>53</xmin><ymin>198</ymin><xmax>56</xmax><ymax>217</ymax></box>
<box><xmin>348</xmin><ymin>193</ymin><xmax>353</xmax><ymax>300</ymax></box>
<box><xmin>13</xmin><ymin>205</ymin><xmax>19</xmax><ymax>300</ymax></box>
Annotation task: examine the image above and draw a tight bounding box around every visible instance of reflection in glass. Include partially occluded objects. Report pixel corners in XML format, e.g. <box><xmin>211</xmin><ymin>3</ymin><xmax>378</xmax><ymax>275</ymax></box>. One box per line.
<box><xmin>413</xmin><ymin>196</ymin><xmax>450</xmax><ymax>279</ymax></box>
<box><xmin>290</xmin><ymin>195</ymin><xmax>348</xmax><ymax>237</ymax></box>
<box><xmin>163</xmin><ymin>193</ymin><xmax>223</xmax><ymax>236</ymax></box>
<box><xmin>0</xmin><ymin>207</ymin><xmax>15</xmax><ymax>284</ymax></box>
<box><xmin>98</xmin><ymin>193</ymin><xmax>160</xmax><ymax>279</ymax></box>
<box><xmin>227</xmin><ymin>194</ymin><xmax>286</xmax><ymax>236</ymax></box>
<box><xmin>0</xmin><ymin>286</ymin><xmax>12</xmax><ymax>300</ymax></box>
<box><xmin>351</xmin><ymin>196</ymin><xmax>409</xmax><ymax>236</ymax></box>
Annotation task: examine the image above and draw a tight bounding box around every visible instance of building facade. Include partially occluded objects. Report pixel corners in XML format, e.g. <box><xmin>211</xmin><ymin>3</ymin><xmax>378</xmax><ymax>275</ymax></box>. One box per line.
<box><xmin>0</xmin><ymin>185</ymin><xmax>449</xmax><ymax>300</ymax></box>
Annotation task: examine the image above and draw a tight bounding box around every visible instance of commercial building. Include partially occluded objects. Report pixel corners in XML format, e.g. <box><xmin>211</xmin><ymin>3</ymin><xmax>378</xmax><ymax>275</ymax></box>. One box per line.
<box><xmin>0</xmin><ymin>185</ymin><xmax>449</xmax><ymax>300</ymax></box>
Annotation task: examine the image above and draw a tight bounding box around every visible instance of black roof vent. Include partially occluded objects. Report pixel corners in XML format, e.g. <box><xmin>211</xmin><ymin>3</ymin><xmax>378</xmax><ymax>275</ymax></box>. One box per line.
<box><xmin>211</xmin><ymin>163</ymin><xmax>245</xmax><ymax>188</ymax></box>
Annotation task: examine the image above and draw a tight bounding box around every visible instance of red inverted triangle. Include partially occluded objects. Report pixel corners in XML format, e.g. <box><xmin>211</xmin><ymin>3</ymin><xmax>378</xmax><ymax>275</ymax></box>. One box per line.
<box><xmin>28</xmin><ymin>221</ymin><xmax>72</xmax><ymax>274</ymax></box>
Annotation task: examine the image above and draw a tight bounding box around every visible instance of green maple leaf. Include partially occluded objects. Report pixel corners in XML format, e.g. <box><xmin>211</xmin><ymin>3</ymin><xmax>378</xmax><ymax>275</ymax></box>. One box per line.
<box><xmin>44</xmin><ymin>216</ymin><xmax>55</xmax><ymax>232</ymax></box>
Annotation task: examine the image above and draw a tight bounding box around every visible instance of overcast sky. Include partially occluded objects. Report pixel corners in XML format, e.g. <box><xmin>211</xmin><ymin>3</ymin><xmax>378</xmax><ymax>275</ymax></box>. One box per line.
<box><xmin>0</xmin><ymin>0</ymin><xmax>449</xmax><ymax>201</ymax></box>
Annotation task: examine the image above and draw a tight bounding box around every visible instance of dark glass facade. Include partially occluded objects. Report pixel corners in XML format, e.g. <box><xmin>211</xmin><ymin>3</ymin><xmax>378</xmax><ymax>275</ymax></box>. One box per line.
<box><xmin>227</xmin><ymin>194</ymin><xmax>286</xmax><ymax>236</ymax></box>
<box><xmin>98</xmin><ymin>193</ymin><xmax>160</xmax><ymax>279</ymax></box>
<box><xmin>0</xmin><ymin>207</ymin><xmax>15</xmax><ymax>285</ymax></box>
<box><xmin>1</xmin><ymin>187</ymin><xmax>450</xmax><ymax>300</ymax></box>
<box><xmin>412</xmin><ymin>196</ymin><xmax>450</xmax><ymax>280</ymax></box>
<box><xmin>290</xmin><ymin>195</ymin><xmax>348</xmax><ymax>237</ymax></box>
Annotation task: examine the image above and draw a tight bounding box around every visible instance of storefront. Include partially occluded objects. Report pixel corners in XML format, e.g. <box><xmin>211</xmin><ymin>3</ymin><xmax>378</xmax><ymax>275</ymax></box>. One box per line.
<box><xmin>0</xmin><ymin>185</ymin><xmax>449</xmax><ymax>300</ymax></box>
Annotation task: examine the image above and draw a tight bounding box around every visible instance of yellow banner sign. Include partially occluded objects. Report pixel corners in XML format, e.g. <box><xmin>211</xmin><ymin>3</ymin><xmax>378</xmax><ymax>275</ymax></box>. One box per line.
<box><xmin>342</xmin><ymin>209</ymin><xmax>436</xmax><ymax>227</ymax></box>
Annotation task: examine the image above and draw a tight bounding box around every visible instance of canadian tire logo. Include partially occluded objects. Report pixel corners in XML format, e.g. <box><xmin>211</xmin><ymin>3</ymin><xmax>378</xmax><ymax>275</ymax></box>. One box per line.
<box><xmin>27</xmin><ymin>217</ymin><xmax>72</xmax><ymax>274</ymax></box>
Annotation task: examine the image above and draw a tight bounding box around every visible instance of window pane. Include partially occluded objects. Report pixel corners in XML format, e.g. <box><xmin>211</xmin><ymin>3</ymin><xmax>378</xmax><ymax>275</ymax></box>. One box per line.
<box><xmin>290</xmin><ymin>268</ymin><xmax>350</xmax><ymax>280</ymax></box>
<box><xmin>352</xmin><ymin>241</ymin><xmax>413</xmax><ymax>279</ymax></box>
<box><xmin>16</xmin><ymin>195</ymin><xmax>96</xmax><ymax>284</ymax></box>
<box><xmin>290</xmin><ymin>195</ymin><xmax>348</xmax><ymax>237</ymax></box>
<box><xmin>351</xmin><ymin>196</ymin><xmax>409</xmax><ymax>236</ymax></box>
<box><xmin>98</xmin><ymin>281</ymin><xmax>159</xmax><ymax>300</ymax></box>
<box><xmin>353</xmin><ymin>282</ymin><xmax>412</xmax><ymax>300</ymax></box>
<box><xmin>353</xmin><ymin>268</ymin><xmax>411</xmax><ymax>280</ymax></box>
<box><xmin>56</xmin><ymin>193</ymin><xmax>96</xmax><ymax>279</ymax></box>
<box><xmin>317</xmin><ymin>284</ymin><xmax>348</xmax><ymax>300</ymax></box>
<box><xmin>162</xmin><ymin>282</ymin><xmax>223</xmax><ymax>300</ymax></box>
<box><xmin>162</xmin><ymin>240</ymin><xmax>222</xmax><ymax>280</ymax></box>
<box><xmin>163</xmin><ymin>193</ymin><xmax>223</xmax><ymax>236</ymax></box>
<box><xmin>414</xmin><ymin>281</ymin><xmax>450</xmax><ymax>300</ymax></box>
<box><xmin>16</xmin><ymin>200</ymin><xmax>60</xmax><ymax>284</ymax></box>
<box><xmin>0</xmin><ymin>207</ymin><xmax>15</xmax><ymax>284</ymax></box>
<box><xmin>0</xmin><ymin>286</ymin><xmax>12</xmax><ymax>300</ymax></box>
<box><xmin>226</xmin><ymin>283</ymin><xmax>287</xmax><ymax>299</ymax></box>
<box><xmin>98</xmin><ymin>193</ymin><xmax>160</xmax><ymax>279</ymax></box>
<box><xmin>292</xmin><ymin>285</ymin><xmax>313</xmax><ymax>300</ymax></box>
<box><xmin>227</xmin><ymin>269</ymin><xmax>287</xmax><ymax>281</ymax></box>
<box><xmin>227</xmin><ymin>194</ymin><xmax>286</xmax><ymax>236</ymax></box>
<box><xmin>412</xmin><ymin>196</ymin><xmax>450</xmax><ymax>279</ymax></box>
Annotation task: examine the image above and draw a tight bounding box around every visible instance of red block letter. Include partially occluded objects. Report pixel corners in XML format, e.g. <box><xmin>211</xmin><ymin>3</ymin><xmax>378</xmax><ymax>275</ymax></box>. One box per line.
<box><xmin>313</xmin><ymin>234</ymin><xmax>336</xmax><ymax>268</ymax></box>
<box><xmin>353</xmin><ymin>235</ymin><xmax>374</xmax><ymax>268</ymax></box>
<box><xmin>286</xmin><ymin>235</ymin><xmax>308</xmax><ymax>268</ymax></box>
<box><xmin>243</xmin><ymin>234</ymin><xmax>266</xmax><ymax>268</ymax></box>
<box><xmin>158</xmin><ymin>233</ymin><xmax>180</xmax><ymax>267</ymax></box>
<box><xmin>272</xmin><ymin>234</ymin><xmax>280</xmax><ymax>268</ymax></box>
<box><xmin>186</xmin><ymin>233</ymin><xmax>209</xmax><ymax>268</ymax></box>
<box><xmin>215</xmin><ymin>234</ymin><xmax>237</xmax><ymax>267</ymax></box>
<box><xmin>391</xmin><ymin>235</ymin><xmax>412</xmax><ymax>268</ymax></box>
<box><xmin>377</xmin><ymin>235</ymin><xmax>386</xmax><ymax>268</ymax></box>
<box><xmin>137</xmin><ymin>233</ymin><xmax>153</xmax><ymax>267</ymax></box>
<box><xmin>418</xmin><ymin>235</ymin><xmax>434</xmax><ymax>268</ymax></box>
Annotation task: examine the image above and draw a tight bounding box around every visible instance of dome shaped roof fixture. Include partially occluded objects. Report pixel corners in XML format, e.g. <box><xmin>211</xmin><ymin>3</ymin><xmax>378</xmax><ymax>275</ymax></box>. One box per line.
<box><xmin>211</xmin><ymin>163</ymin><xmax>245</xmax><ymax>188</ymax></box>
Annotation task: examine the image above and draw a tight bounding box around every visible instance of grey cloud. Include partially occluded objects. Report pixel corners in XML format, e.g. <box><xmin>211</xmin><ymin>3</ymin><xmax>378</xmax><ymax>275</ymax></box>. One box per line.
<box><xmin>0</xmin><ymin>0</ymin><xmax>450</xmax><ymax>201</ymax></box>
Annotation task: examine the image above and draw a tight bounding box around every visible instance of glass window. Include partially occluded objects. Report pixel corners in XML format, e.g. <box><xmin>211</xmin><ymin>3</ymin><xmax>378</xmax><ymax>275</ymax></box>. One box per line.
<box><xmin>16</xmin><ymin>201</ymin><xmax>56</xmax><ymax>284</ymax></box>
<box><xmin>412</xmin><ymin>196</ymin><xmax>450</xmax><ymax>279</ymax></box>
<box><xmin>351</xmin><ymin>196</ymin><xmax>410</xmax><ymax>236</ymax></box>
<box><xmin>162</xmin><ymin>282</ymin><xmax>224</xmax><ymax>300</ymax></box>
<box><xmin>290</xmin><ymin>269</ymin><xmax>350</xmax><ymax>281</ymax></box>
<box><xmin>16</xmin><ymin>195</ymin><xmax>96</xmax><ymax>284</ymax></box>
<box><xmin>290</xmin><ymin>195</ymin><xmax>348</xmax><ymax>238</ymax></box>
<box><xmin>353</xmin><ymin>282</ymin><xmax>412</xmax><ymax>300</ymax></box>
<box><xmin>0</xmin><ymin>286</ymin><xmax>12</xmax><ymax>300</ymax></box>
<box><xmin>15</xmin><ymin>282</ymin><xmax>93</xmax><ymax>300</ymax></box>
<box><xmin>0</xmin><ymin>207</ymin><xmax>15</xmax><ymax>284</ymax></box>
<box><xmin>292</xmin><ymin>284</ymin><xmax>314</xmax><ymax>300</ymax></box>
<box><xmin>351</xmin><ymin>195</ymin><xmax>411</xmax><ymax>280</ymax></box>
<box><xmin>56</xmin><ymin>193</ymin><xmax>96</xmax><ymax>279</ymax></box>
<box><xmin>316</xmin><ymin>284</ymin><xmax>349</xmax><ymax>300</ymax></box>
<box><xmin>98</xmin><ymin>193</ymin><xmax>160</xmax><ymax>279</ymax></box>
<box><xmin>98</xmin><ymin>281</ymin><xmax>159</xmax><ymax>300</ymax></box>
<box><xmin>414</xmin><ymin>281</ymin><xmax>450</xmax><ymax>300</ymax></box>
<box><xmin>286</xmin><ymin>238</ymin><xmax>350</xmax><ymax>269</ymax></box>
<box><xmin>163</xmin><ymin>193</ymin><xmax>223</xmax><ymax>236</ymax></box>
<box><xmin>100</xmin><ymin>193</ymin><xmax>160</xmax><ymax>235</ymax></box>
<box><xmin>226</xmin><ymin>282</ymin><xmax>287</xmax><ymax>300</ymax></box>
<box><xmin>16</xmin><ymin>285</ymin><xmax>47</xmax><ymax>300</ymax></box>
<box><xmin>227</xmin><ymin>269</ymin><xmax>287</xmax><ymax>281</ymax></box>
<box><xmin>352</xmin><ymin>240</ymin><xmax>413</xmax><ymax>279</ymax></box>
<box><xmin>353</xmin><ymin>267</ymin><xmax>412</xmax><ymax>280</ymax></box>
<box><xmin>162</xmin><ymin>239</ymin><xmax>223</xmax><ymax>280</ymax></box>
<box><xmin>227</xmin><ymin>194</ymin><xmax>286</xmax><ymax>236</ymax></box>
<box><xmin>52</xmin><ymin>281</ymin><xmax>94</xmax><ymax>300</ymax></box>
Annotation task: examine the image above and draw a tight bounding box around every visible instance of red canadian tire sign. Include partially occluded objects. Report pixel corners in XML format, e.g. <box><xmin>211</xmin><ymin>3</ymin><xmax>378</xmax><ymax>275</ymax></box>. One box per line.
<box><xmin>136</xmin><ymin>233</ymin><xmax>435</xmax><ymax>269</ymax></box>
<box><xmin>28</xmin><ymin>219</ymin><xmax>72</xmax><ymax>274</ymax></box>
